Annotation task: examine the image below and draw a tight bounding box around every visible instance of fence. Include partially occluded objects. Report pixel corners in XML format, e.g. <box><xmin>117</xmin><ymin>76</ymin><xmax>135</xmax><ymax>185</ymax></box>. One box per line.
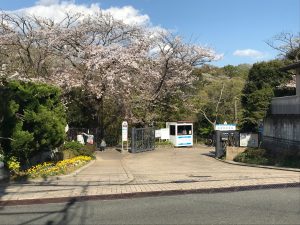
<box><xmin>131</xmin><ymin>127</ymin><xmax>155</xmax><ymax>153</ymax></box>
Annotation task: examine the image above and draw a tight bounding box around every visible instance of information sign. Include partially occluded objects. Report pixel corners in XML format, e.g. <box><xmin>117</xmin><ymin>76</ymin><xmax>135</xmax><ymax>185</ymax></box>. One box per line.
<box><xmin>122</xmin><ymin>121</ymin><xmax>128</xmax><ymax>141</ymax></box>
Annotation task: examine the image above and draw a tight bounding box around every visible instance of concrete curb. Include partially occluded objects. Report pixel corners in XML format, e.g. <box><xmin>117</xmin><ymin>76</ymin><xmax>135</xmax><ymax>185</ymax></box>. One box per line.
<box><xmin>216</xmin><ymin>158</ymin><xmax>300</xmax><ymax>172</ymax></box>
<box><xmin>0</xmin><ymin>182</ymin><xmax>299</xmax><ymax>206</ymax></box>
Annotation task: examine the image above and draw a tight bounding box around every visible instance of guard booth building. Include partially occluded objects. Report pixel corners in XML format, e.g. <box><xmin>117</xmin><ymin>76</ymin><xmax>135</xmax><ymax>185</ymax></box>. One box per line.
<box><xmin>167</xmin><ymin>122</ymin><xmax>193</xmax><ymax>147</ymax></box>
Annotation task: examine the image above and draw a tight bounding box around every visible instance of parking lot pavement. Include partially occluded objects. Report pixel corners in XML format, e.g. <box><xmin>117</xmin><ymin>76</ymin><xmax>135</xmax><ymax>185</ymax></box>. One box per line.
<box><xmin>123</xmin><ymin>146</ymin><xmax>300</xmax><ymax>186</ymax></box>
<box><xmin>0</xmin><ymin>146</ymin><xmax>299</xmax><ymax>204</ymax></box>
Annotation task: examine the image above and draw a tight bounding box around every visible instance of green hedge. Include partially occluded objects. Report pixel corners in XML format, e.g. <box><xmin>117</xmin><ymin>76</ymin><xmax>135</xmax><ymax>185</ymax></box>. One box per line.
<box><xmin>62</xmin><ymin>141</ymin><xmax>95</xmax><ymax>159</ymax></box>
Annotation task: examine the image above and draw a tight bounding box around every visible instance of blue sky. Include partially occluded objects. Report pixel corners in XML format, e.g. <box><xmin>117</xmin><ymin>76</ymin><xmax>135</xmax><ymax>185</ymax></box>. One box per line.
<box><xmin>1</xmin><ymin>0</ymin><xmax>299</xmax><ymax>67</ymax></box>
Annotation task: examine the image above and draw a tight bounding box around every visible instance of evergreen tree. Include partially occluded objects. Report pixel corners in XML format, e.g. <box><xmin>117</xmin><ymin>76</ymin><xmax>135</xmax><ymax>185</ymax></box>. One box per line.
<box><xmin>241</xmin><ymin>60</ymin><xmax>292</xmax><ymax>131</ymax></box>
<box><xmin>0</xmin><ymin>81</ymin><xmax>66</xmax><ymax>166</ymax></box>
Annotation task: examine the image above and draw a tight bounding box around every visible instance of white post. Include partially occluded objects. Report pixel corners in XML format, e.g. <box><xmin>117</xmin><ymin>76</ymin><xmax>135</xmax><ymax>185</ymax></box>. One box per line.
<box><xmin>122</xmin><ymin>121</ymin><xmax>128</xmax><ymax>153</ymax></box>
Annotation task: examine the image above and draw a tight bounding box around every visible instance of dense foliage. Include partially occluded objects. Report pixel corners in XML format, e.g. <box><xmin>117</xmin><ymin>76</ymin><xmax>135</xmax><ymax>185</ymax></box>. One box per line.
<box><xmin>188</xmin><ymin>64</ymin><xmax>249</xmax><ymax>138</ymax></box>
<box><xmin>241</xmin><ymin>60</ymin><xmax>292</xmax><ymax>131</ymax></box>
<box><xmin>234</xmin><ymin>147</ymin><xmax>300</xmax><ymax>168</ymax></box>
<box><xmin>0</xmin><ymin>81</ymin><xmax>66</xmax><ymax>166</ymax></box>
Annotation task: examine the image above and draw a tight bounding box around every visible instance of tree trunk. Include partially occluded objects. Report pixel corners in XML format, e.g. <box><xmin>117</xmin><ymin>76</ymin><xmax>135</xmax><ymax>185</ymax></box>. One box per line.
<box><xmin>96</xmin><ymin>97</ymin><xmax>104</xmax><ymax>141</ymax></box>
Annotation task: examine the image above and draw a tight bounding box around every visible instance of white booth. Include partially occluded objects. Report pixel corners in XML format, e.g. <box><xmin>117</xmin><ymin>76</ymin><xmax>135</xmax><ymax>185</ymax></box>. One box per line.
<box><xmin>167</xmin><ymin>122</ymin><xmax>193</xmax><ymax>147</ymax></box>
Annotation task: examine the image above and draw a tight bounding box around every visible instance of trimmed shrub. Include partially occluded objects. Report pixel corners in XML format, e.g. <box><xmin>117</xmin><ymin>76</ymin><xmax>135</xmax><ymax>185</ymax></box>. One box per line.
<box><xmin>234</xmin><ymin>148</ymin><xmax>270</xmax><ymax>165</ymax></box>
<box><xmin>62</xmin><ymin>141</ymin><xmax>95</xmax><ymax>159</ymax></box>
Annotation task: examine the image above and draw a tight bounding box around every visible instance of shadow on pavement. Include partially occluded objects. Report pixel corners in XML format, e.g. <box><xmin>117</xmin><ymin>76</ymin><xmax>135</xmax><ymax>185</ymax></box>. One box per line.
<box><xmin>0</xmin><ymin>182</ymin><xmax>91</xmax><ymax>225</ymax></box>
<box><xmin>201</xmin><ymin>151</ymin><xmax>216</xmax><ymax>158</ymax></box>
<box><xmin>0</xmin><ymin>180</ymin><xmax>9</xmax><ymax>211</ymax></box>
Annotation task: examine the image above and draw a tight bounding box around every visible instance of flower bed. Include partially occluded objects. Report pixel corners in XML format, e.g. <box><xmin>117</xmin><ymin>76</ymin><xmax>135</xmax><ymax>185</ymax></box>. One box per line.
<box><xmin>25</xmin><ymin>156</ymin><xmax>92</xmax><ymax>178</ymax></box>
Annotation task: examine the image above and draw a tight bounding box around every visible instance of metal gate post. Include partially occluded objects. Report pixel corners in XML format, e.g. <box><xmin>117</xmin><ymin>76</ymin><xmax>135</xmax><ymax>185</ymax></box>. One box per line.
<box><xmin>215</xmin><ymin>130</ymin><xmax>222</xmax><ymax>158</ymax></box>
<box><xmin>131</xmin><ymin>127</ymin><xmax>136</xmax><ymax>153</ymax></box>
<box><xmin>152</xmin><ymin>127</ymin><xmax>155</xmax><ymax>149</ymax></box>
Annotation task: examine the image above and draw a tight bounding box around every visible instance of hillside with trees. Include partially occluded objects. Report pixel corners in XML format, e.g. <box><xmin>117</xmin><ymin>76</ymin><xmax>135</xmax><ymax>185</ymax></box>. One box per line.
<box><xmin>0</xmin><ymin>9</ymin><xmax>298</xmax><ymax>169</ymax></box>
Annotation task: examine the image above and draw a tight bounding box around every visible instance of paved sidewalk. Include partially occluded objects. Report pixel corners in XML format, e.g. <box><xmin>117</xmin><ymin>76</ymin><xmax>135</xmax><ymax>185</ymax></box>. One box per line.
<box><xmin>0</xmin><ymin>146</ymin><xmax>299</xmax><ymax>205</ymax></box>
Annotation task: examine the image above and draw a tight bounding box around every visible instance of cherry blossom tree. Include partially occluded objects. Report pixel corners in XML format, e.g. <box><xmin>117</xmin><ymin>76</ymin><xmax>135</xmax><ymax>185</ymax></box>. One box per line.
<box><xmin>0</xmin><ymin>11</ymin><xmax>220</xmax><ymax>137</ymax></box>
<box><xmin>128</xmin><ymin>32</ymin><xmax>220</xmax><ymax>123</ymax></box>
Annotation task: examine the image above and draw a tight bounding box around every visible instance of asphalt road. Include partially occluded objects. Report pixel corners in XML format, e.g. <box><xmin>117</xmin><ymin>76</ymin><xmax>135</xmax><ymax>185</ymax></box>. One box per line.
<box><xmin>0</xmin><ymin>188</ymin><xmax>299</xmax><ymax>225</ymax></box>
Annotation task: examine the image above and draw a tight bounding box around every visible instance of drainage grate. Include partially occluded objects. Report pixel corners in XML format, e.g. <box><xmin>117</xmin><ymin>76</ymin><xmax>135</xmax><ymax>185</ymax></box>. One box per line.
<box><xmin>171</xmin><ymin>180</ymin><xmax>198</xmax><ymax>184</ymax></box>
<box><xmin>189</xmin><ymin>175</ymin><xmax>212</xmax><ymax>178</ymax></box>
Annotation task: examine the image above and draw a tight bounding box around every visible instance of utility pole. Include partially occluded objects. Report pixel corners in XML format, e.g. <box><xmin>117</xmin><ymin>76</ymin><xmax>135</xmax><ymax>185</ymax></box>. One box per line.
<box><xmin>234</xmin><ymin>97</ymin><xmax>238</xmax><ymax>124</ymax></box>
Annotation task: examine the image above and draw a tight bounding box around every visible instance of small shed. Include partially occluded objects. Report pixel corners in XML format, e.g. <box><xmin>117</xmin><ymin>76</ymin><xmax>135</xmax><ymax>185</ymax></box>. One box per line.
<box><xmin>166</xmin><ymin>121</ymin><xmax>193</xmax><ymax>147</ymax></box>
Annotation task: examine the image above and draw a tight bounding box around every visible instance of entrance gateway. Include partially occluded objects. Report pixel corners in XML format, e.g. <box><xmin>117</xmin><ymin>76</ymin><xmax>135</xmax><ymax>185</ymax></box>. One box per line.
<box><xmin>130</xmin><ymin>121</ymin><xmax>193</xmax><ymax>153</ymax></box>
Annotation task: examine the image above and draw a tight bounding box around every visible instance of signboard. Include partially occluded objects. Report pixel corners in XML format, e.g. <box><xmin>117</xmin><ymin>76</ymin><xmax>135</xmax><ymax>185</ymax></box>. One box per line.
<box><xmin>177</xmin><ymin>135</ymin><xmax>193</xmax><ymax>146</ymax></box>
<box><xmin>160</xmin><ymin>128</ymin><xmax>170</xmax><ymax>140</ymax></box>
<box><xmin>122</xmin><ymin>121</ymin><xmax>128</xmax><ymax>142</ymax></box>
<box><xmin>215</xmin><ymin>124</ymin><xmax>236</xmax><ymax>131</ymax></box>
<box><xmin>155</xmin><ymin>128</ymin><xmax>170</xmax><ymax>139</ymax></box>
<box><xmin>240</xmin><ymin>133</ymin><xmax>258</xmax><ymax>147</ymax></box>
<box><xmin>155</xmin><ymin>129</ymin><xmax>161</xmax><ymax>138</ymax></box>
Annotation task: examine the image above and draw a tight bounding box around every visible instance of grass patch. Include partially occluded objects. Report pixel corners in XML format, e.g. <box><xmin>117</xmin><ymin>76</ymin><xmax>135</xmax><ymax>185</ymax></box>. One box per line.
<box><xmin>156</xmin><ymin>140</ymin><xmax>173</xmax><ymax>147</ymax></box>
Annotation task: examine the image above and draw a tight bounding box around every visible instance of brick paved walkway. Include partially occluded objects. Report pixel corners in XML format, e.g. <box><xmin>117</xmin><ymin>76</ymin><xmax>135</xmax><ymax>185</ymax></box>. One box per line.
<box><xmin>0</xmin><ymin>146</ymin><xmax>299</xmax><ymax>204</ymax></box>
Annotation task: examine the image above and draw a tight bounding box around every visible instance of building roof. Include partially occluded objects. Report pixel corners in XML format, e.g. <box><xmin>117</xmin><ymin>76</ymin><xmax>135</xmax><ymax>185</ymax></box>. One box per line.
<box><xmin>167</xmin><ymin>121</ymin><xmax>193</xmax><ymax>124</ymax></box>
<box><xmin>280</xmin><ymin>61</ymin><xmax>300</xmax><ymax>71</ymax></box>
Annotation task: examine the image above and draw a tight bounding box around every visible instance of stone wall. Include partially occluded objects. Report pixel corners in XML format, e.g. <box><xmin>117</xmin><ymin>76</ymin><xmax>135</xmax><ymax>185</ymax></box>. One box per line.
<box><xmin>262</xmin><ymin>115</ymin><xmax>300</xmax><ymax>155</ymax></box>
<box><xmin>226</xmin><ymin>147</ymin><xmax>247</xmax><ymax>161</ymax></box>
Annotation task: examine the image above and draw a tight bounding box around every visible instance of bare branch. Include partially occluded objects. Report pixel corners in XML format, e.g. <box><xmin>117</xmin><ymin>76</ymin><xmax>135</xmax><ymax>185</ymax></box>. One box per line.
<box><xmin>199</xmin><ymin>109</ymin><xmax>215</xmax><ymax>126</ymax></box>
<box><xmin>266</xmin><ymin>32</ymin><xmax>300</xmax><ymax>61</ymax></box>
<box><xmin>215</xmin><ymin>82</ymin><xmax>225</xmax><ymax>123</ymax></box>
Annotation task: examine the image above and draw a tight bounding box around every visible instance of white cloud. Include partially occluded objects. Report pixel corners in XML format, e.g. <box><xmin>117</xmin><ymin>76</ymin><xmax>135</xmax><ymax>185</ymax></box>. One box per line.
<box><xmin>214</xmin><ymin>53</ymin><xmax>224</xmax><ymax>60</ymax></box>
<box><xmin>9</xmin><ymin>0</ymin><xmax>150</xmax><ymax>26</ymax></box>
<box><xmin>233</xmin><ymin>49</ymin><xmax>265</xmax><ymax>59</ymax></box>
<box><xmin>35</xmin><ymin>0</ymin><xmax>60</xmax><ymax>6</ymax></box>
<box><xmin>103</xmin><ymin>6</ymin><xmax>149</xmax><ymax>26</ymax></box>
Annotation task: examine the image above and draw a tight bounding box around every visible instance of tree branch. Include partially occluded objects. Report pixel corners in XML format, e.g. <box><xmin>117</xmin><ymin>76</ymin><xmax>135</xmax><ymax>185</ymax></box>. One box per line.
<box><xmin>0</xmin><ymin>137</ymin><xmax>14</xmax><ymax>141</ymax></box>
<box><xmin>215</xmin><ymin>82</ymin><xmax>225</xmax><ymax>123</ymax></box>
<box><xmin>199</xmin><ymin>109</ymin><xmax>215</xmax><ymax>127</ymax></box>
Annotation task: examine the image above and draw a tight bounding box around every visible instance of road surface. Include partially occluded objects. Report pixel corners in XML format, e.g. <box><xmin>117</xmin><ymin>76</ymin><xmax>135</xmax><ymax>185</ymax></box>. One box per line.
<box><xmin>0</xmin><ymin>187</ymin><xmax>299</xmax><ymax>225</ymax></box>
